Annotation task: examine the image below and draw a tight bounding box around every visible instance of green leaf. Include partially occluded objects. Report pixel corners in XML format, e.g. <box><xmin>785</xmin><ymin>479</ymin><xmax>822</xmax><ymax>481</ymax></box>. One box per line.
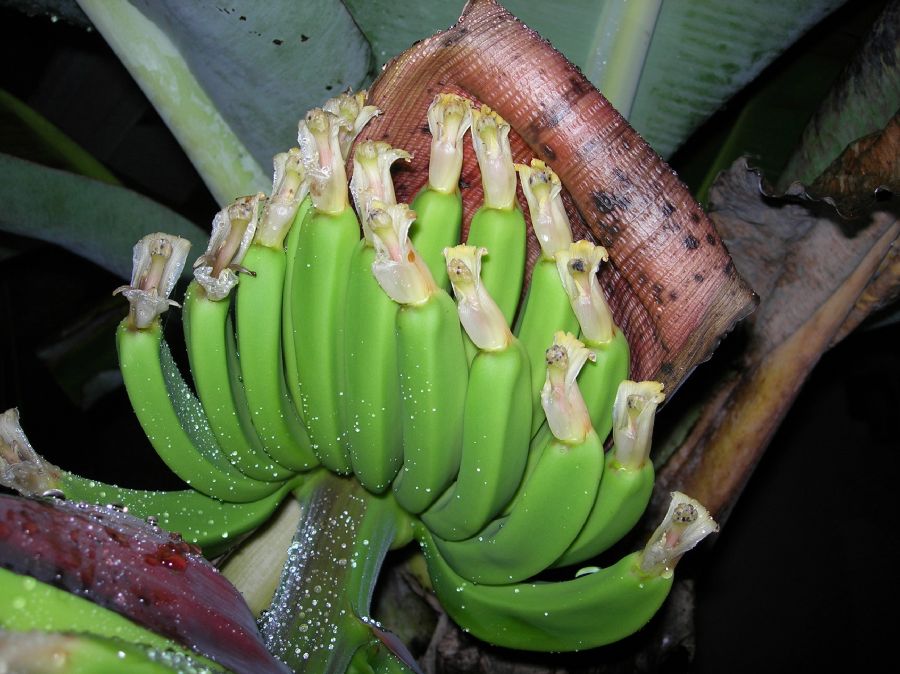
<box><xmin>345</xmin><ymin>0</ymin><xmax>844</xmax><ymax>157</ymax></box>
<box><xmin>0</xmin><ymin>153</ymin><xmax>207</xmax><ymax>279</ymax></box>
<box><xmin>77</xmin><ymin>0</ymin><xmax>374</xmax><ymax>204</ymax></box>
<box><xmin>673</xmin><ymin>0</ymin><xmax>893</xmax><ymax>204</ymax></box>
<box><xmin>0</xmin><ymin>89</ymin><xmax>118</xmax><ymax>184</ymax></box>
<box><xmin>779</xmin><ymin>0</ymin><xmax>900</xmax><ymax>186</ymax></box>
<box><xmin>629</xmin><ymin>0</ymin><xmax>847</xmax><ymax>157</ymax></box>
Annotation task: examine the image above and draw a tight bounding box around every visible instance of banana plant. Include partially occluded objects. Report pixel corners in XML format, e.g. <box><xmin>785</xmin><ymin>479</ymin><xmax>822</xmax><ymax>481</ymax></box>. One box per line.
<box><xmin>0</xmin><ymin>0</ymin><xmax>897</xmax><ymax>672</ymax></box>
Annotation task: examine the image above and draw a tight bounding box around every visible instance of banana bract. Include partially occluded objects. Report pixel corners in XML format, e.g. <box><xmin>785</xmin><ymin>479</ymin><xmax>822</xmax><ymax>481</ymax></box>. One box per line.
<box><xmin>3</xmin><ymin>7</ymin><xmax>742</xmax><ymax>665</ymax></box>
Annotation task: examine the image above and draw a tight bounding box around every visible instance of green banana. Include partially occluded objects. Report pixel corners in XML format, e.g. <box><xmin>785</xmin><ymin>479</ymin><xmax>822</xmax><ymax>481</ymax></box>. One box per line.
<box><xmin>369</xmin><ymin>203</ymin><xmax>468</xmax><ymax>514</ymax></box>
<box><xmin>557</xmin><ymin>239</ymin><xmax>630</xmax><ymax>441</ymax></box>
<box><xmin>424</xmin><ymin>544</ymin><xmax>669</xmax><ymax>652</ymax></box>
<box><xmin>465</xmin><ymin>105</ymin><xmax>526</xmax><ymax>325</ymax></box>
<box><xmin>555</xmin><ymin>380</ymin><xmax>664</xmax><ymax>567</ymax></box>
<box><xmin>421</xmin><ymin>492</ymin><xmax>717</xmax><ymax>652</ymax></box>
<box><xmin>408</xmin><ymin>93</ymin><xmax>472</xmax><ymax>288</ymax></box>
<box><xmin>512</xmin><ymin>160</ymin><xmax>579</xmax><ymax>435</ymax></box>
<box><xmin>115</xmin><ymin>234</ymin><xmax>277</xmax><ymax>502</ymax></box>
<box><xmin>0</xmin><ymin>408</ymin><xmax>301</xmax><ymax>556</ymax></box>
<box><xmin>183</xmin><ymin>282</ymin><xmax>292</xmax><ymax>482</ymax></box>
<box><xmin>189</xmin><ymin>193</ymin><xmax>297</xmax><ymax>479</ymax></box>
<box><xmin>284</xmin><ymin>91</ymin><xmax>376</xmax><ymax>425</ymax></box>
<box><xmin>235</xmin><ymin>158</ymin><xmax>321</xmax><ymax>472</ymax></box>
<box><xmin>432</xmin><ymin>333</ymin><xmax>603</xmax><ymax>583</ymax></box>
<box><xmin>289</xmin><ymin>107</ymin><xmax>364</xmax><ymax>473</ymax></box>
<box><xmin>421</xmin><ymin>245</ymin><xmax>531</xmax><ymax>540</ymax></box>
<box><xmin>117</xmin><ymin>320</ymin><xmax>279</xmax><ymax>503</ymax></box>
<box><xmin>282</xmin><ymin>195</ymin><xmax>313</xmax><ymax>424</ymax></box>
<box><xmin>343</xmin><ymin>142</ymin><xmax>411</xmax><ymax>492</ymax></box>
<box><xmin>237</xmin><ymin>243</ymin><xmax>319</xmax><ymax>472</ymax></box>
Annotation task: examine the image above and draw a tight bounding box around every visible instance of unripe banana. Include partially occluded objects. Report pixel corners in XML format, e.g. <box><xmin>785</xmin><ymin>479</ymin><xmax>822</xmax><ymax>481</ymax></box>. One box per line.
<box><xmin>288</xmin><ymin>108</ymin><xmax>363</xmax><ymax>473</ymax></box>
<box><xmin>118</xmin><ymin>320</ymin><xmax>283</xmax><ymax>503</ymax></box>
<box><xmin>409</xmin><ymin>93</ymin><xmax>472</xmax><ymax>288</ymax></box>
<box><xmin>282</xmin><ymin>196</ymin><xmax>314</xmax><ymax>424</ymax></box>
<box><xmin>184</xmin><ymin>281</ymin><xmax>293</xmax><ymax>481</ymax></box>
<box><xmin>465</xmin><ymin>106</ymin><xmax>526</xmax><ymax>325</ymax></box>
<box><xmin>557</xmin><ymin>240</ymin><xmax>630</xmax><ymax>441</ymax></box>
<box><xmin>421</xmin><ymin>492</ymin><xmax>718</xmax><ymax>651</ymax></box>
<box><xmin>555</xmin><ymin>380</ymin><xmax>664</xmax><ymax>567</ymax></box>
<box><xmin>189</xmin><ymin>192</ymin><xmax>308</xmax><ymax>478</ymax></box>
<box><xmin>422</xmin><ymin>246</ymin><xmax>531</xmax><ymax>540</ymax></box>
<box><xmin>432</xmin><ymin>334</ymin><xmax>602</xmax><ymax>583</ymax></box>
<box><xmin>369</xmin><ymin>204</ymin><xmax>468</xmax><ymax>513</ymax></box>
<box><xmin>237</xmin><ymin>244</ymin><xmax>319</xmax><ymax>472</ymax></box>
<box><xmin>512</xmin><ymin>160</ymin><xmax>578</xmax><ymax>435</ymax></box>
<box><xmin>342</xmin><ymin>142</ymin><xmax>411</xmax><ymax>492</ymax></box>
<box><xmin>114</xmin><ymin>234</ymin><xmax>277</xmax><ymax>503</ymax></box>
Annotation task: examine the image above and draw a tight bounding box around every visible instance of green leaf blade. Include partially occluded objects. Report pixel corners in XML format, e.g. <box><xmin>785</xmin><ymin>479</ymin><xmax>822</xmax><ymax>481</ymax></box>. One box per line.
<box><xmin>0</xmin><ymin>153</ymin><xmax>207</xmax><ymax>279</ymax></box>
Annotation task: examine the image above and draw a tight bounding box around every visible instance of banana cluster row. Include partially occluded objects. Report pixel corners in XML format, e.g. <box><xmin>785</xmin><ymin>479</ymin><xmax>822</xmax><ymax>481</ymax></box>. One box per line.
<box><xmin>0</xmin><ymin>90</ymin><xmax>719</xmax><ymax>654</ymax></box>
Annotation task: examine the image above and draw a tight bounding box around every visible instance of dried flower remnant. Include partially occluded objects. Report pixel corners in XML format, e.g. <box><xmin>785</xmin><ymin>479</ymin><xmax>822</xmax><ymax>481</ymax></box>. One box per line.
<box><xmin>444</xmin><ymin>244</ymin><xmax>511</xmax><ymax>351</ymax></box>
<box><xmin>113</xmin><ymin>232</ymin><xmax>190</xmax><ymax>328</ymax></box>
<box><xmin>193</xmin><ymin>194</ymin><xmax>263</xmax><ymax>300</ymax></box>
<box><xmin>541</xmin><ymin>331</ymin><xmax>595</xmax><ymax>445</ymax></box>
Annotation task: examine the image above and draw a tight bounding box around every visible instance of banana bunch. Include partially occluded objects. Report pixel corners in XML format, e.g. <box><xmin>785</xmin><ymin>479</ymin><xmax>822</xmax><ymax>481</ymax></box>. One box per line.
<box><xmin>0</xmin><ymin>90</ymin><xmax>719</xmax><ymax>666</ymax></box>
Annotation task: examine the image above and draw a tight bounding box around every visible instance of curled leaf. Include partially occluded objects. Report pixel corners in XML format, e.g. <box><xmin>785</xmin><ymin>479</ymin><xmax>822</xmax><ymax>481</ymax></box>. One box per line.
<box><xmin>360</xmin><ymin>0</ymin><xmax>756</xmax><ymax>395</ymax></box>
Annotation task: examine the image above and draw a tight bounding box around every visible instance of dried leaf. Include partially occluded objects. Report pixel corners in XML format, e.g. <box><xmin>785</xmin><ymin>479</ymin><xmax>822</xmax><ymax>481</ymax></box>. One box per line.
<box><xmin>360</xmin><ymin>0</ymin><xmax>756</xmax><ymax>396</ymax></box>
<box><xmin>655</xmin><ymin>157</ymin><xmax>899</xmax><ymax>519</ymax></box>
<box><xmin>778</xmin><ymin>112</ymin><xmax>899</xmax><ymax>219</ymax></box>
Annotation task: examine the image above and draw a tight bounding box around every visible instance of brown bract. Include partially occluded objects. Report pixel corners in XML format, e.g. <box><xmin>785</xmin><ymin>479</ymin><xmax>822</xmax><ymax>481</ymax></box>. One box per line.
<box><xmin>358</xmin><ymin>0</ymin><xmax>756</xmax><ymax>394</ymax></box>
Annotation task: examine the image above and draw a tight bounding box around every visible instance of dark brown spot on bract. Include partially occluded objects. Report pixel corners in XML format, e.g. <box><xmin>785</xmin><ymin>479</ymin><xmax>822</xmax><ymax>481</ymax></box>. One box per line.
<box><xmin>690</xmin><ymin>212</ymin><xmax>701</xmax><ymax>223</ymax></box>
<box><xmin>661</xmin><ymin>200</ymin><xmax>675</xmax><ymax>217</ymax></box>
<box><xmin>684</xmin><ymin>235</ymin><xmax>700</xmax><ymax>250</ymax></box>
<box><xmin>660</xmin><ymin>362</ymin><xmax>675</xmax><ymax>376</ymax></box>
<box><xmin>694</xmin><ymin>273</ymin><xmax>705</xmax><ymax>283</ymax></box>
<box><xmin>592</xmin><ymin>190</ymin><xmax>630</xmax><ymax>214</ymax></box>
<box><xmin>706</xmin><ymin>233</ymin><xmax>717</xmax><ymax>246</ymax></box>
<box><xmin>542</xmin><ymin>144</ymin><xmax>556</xmax><ymax>160</ymax></box>
<box><xmin>567</xmin><ymin>75</ymin><xmax>592</xmax><ymax>98</ymax></box>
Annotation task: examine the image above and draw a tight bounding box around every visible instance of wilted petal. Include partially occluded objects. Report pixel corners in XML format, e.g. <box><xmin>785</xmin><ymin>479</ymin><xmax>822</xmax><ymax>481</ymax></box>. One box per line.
<box><xmin>444</xmin><ymin>244</ymin><xmax>511</xmax><ymax>350</ymax></box>
<box><xmin>113</xmin><ymin>233</ymin><xmax>190</xmax><ymax>328</ymax></box>
<box><xmin>540</xmin><ymin>331</ymin><xmax>595</xmax><ymax>444</ymax></box>
<box><xmin>641</xmin><ymin>492</ymin><xmax>718</xmax><ymax>575</ymax></box>
<box><xmin>612</xmin><ymin>380</ymin><xmax>665</xmax><ymax>469</ymax></box>
<box><xmin>192</xmin><ymin>194</ymin><xmax>263</xmax><ymax>301</ymax></box>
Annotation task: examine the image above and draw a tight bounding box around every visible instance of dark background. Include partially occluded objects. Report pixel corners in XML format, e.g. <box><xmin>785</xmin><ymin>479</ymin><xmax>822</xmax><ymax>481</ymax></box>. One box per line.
<box><xmin>1</xmin><ymin>4</ymin><xmax>897</xmax><ymax>673</ymax></box>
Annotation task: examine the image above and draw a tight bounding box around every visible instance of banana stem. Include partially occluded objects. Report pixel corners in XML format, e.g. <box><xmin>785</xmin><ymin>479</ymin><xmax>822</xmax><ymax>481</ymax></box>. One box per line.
<box><xmin>260</xmin><ymin>472</ymin><xmax>409</xmax><ymax>673</ymax></box>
